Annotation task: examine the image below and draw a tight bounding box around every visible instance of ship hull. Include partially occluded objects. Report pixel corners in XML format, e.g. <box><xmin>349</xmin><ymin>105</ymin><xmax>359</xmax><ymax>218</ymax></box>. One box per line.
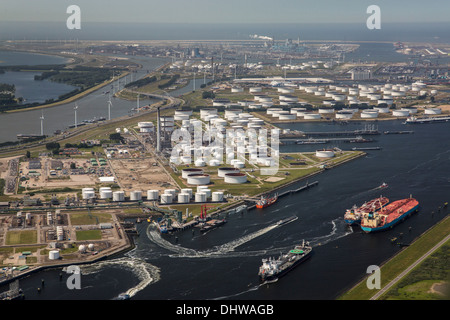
<box><xmin>361</xmin><ymin>204</ymin><xmax>419</xmax><ymax>233</ymax></box>
<box><xmin>259</xmin><ymin>250</ymin><xmax>312</xmax><ymax>282</ymax></box>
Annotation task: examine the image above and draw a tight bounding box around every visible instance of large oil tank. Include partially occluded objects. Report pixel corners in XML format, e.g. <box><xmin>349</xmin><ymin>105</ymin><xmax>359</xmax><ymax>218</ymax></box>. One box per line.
<box><xmin>187</xmin><ymin>174</ymin><xmax>210</xmax><ymax>185</ymax></box>
<box><xmin>112</xmin><ymin>191</ymin><xmax>125</xmax><ymax>202</ymax></box>
<box><xmin>177</xmin><ymin>193</ymin><xmax>190</xmax><ymax>204</ymax></box>
<box><xmin>218</xmin><ymin>167</ymin><xmax>240</xmax><ymax>178</ymax></box>
<box><xmin>315</xmin><ymin>149</ymin><xmax>335</xmax><ymax>158</ymax></box>
<box><xmin>212</xmin><ymin>191</ymin><xmax>224</xmax><ymax>202</ymax></box>
<box><xmin>130</xmin><ymin>190</ymin><xmax>142</xmax><ymax>201</ymax></box>
<box><xmin>160</xmin><ymin>193</ymin><xmax>173</xmax><ymax>204</ymax></box>
<box><xmin>147</xmin><ymin>190</ymin><xmax>159</xmax><ymax>201</ymax></box>
<box><xmin>195</xmin><ymin>192</ymin><xmax>207</xmax><ymax>203</ymax></box>
<box><xmin>49</xmin><ymin>250</ymin><xmax>60</xmax><ymax>260</ymax></box>
<box><xmin>224</xmin><ymin>173</ymin><xmax>247</xmax><ymax>184</ymax></box>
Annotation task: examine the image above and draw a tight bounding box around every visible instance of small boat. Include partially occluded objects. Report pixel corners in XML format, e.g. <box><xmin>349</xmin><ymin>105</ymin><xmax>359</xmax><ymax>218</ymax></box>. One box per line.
<box><xmin>378</xmin><ymin>182</ymin><xmax>388</xmax><ymax>189</ymax></box>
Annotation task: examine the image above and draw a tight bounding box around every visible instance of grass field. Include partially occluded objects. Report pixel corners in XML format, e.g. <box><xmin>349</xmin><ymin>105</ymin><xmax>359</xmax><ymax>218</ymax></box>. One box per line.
<box><xmin>69</xmin><ymin>212</ymin><xmax>112</xmax><ymax>225</ymax></box>
<box><xmin>339</xmin><ymin>215</ymin><xmax>450</xmax><ymax>300</ymax></box>
<box><xmin>6</xmin><ymin>230</ymin><xmax>37</xmax><ymax>245</ymax></box>
<box><xmin>76</xmin><ymin>230</ymin><xmax>102</xmax><ymax>240</ymax></box>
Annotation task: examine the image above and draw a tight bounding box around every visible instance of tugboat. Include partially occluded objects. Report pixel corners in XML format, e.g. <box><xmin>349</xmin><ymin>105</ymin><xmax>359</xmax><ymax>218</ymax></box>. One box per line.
<box><xmin>258</xmin><ymin>240</ymin><xmax>312</xmax><ymax>282</ymax></box>
<box><xmin>256</xmin><ymin>194</ymin><xmax>278</xmax><ymax>209</ymax></box>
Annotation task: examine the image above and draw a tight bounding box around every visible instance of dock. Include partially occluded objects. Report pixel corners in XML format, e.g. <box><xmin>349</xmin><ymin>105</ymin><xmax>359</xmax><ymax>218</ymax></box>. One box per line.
<box><xmin>280</xmin><ymin>130</ymin><xmax>380</xmax><ymax>139</ymax></box>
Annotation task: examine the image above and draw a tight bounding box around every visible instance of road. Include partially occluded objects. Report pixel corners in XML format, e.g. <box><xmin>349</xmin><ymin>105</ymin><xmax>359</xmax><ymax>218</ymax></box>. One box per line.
<box><xmin>370</xmin><ymin>233</ymin><xmax>450</xmax><ymax>300</ymax></box>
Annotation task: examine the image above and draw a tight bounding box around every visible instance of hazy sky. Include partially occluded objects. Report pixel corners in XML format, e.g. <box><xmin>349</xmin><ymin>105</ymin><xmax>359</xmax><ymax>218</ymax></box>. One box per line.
<box><xmin>1</xmin><ymin>0</ymin><xmax>449</xmax><ymax>24</ymax></box>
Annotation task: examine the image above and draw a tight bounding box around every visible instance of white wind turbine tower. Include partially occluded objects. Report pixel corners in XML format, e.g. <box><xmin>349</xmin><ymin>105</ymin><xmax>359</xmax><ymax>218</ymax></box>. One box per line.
<box><xmin>40</xmin><ymin>112</ymin><xmax>44</xmax><ymax>136</ymax></box>
<box><xmin>74</xmin><ymin>104</ymin><xmax>78</xmax><ymax>128</ymax></box>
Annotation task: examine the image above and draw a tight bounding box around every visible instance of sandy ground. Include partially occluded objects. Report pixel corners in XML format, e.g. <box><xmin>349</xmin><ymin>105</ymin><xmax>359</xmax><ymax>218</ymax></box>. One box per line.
<box><xmin>108</xmin><ymin>157</ymin><xmax>177</xmax><ymax>195</ymax></box>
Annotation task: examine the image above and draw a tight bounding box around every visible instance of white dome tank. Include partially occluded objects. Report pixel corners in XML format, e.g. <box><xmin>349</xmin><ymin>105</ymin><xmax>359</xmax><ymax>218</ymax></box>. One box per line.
<box><xmin>187</xmin><ymin>174</ymin><xmax>210</xmax><ymax>185</ymax></box>
<box><xmin>112</xmin><ymin>191</ymin><xmax>125</xmax><ymax>202</ymax></box>
<box><xmin>182</xmin><ymin>168</ymin><xmax>203</xmax><ymax>179</ymax></box>
<box><xmin>49</xmin><ymin>250</ymin><xmax>60</xmax><ymax>260</ymax></box>
<box><xmin>212</xmin><ymin>191</ymin><xmax>224</xmax><ymax>202</ymax></box>
<box><xmin>195</xmin><ymin>192</ymin><xmax>207</xmax><ymax>203</ymax></box>
<box><xmin>392</xmin><ymin>110</ymin><xmax>410</xmax><ymax>117</ymax></box>
<box><xmin>315</xmin><ymin>149</ymin><xmax>335</xmax><ymax>158</ymax></box>
<box><xmin>177</xmin><ymin>193</ymin><xmax>190</xmax><ymax>203</ymax></box>
<box><xmin>130</xmin><ymin>190</ymin><xmax>142</xmax><ymax>201</ymax></box>
<box><xmin>224</xmin><ymin>173</ymin><xmax>247</xmax><ymax>184</ymax></box>
<box><xmin>88</xmin><ymin>244</ymin><xmax>95</xmax><ymax>251</ymax></box>
<box><xmin>147</xmin><ymin>190</ymin><xmax>159</xmax><ymax>201</ymax></box>
<box><xmin>160</xmin><ymin>193</ymin><xmax>173</xmax><ymax>204</ymax></box>
<box><xmin>78</xmin><ymin>245</ymin><xmax>86</xmax><ymax>253</ymax></box>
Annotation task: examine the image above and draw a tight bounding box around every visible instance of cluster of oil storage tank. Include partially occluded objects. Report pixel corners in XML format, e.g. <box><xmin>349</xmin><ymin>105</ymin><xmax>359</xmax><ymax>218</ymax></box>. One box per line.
<box><xmin>149</xmin><ymin>187</ymin><xmax>225</xmax><ymax>204</ymax></box>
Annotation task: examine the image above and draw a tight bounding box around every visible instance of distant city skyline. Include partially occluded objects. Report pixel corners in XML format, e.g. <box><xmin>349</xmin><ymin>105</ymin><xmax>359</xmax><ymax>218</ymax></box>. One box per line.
<box><xmin>1</xmin><ymin>0</ymin><xmax>449</xmax><ymax>24</ymax></box>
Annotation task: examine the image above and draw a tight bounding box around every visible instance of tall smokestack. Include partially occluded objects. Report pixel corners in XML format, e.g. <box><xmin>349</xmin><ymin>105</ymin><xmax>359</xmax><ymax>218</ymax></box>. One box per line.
<box><xmin>156</xmin><ymin>106</ymin><xmax>161</xmax><ymax>152</ymax></box>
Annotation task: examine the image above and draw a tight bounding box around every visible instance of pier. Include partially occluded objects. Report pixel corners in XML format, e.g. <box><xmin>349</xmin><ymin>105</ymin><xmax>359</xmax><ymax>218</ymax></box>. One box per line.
<box><xmin>246</xmin><ymin>181</ymin><xmax>319</xmax><ymax>210</ymax></box>
<box><xmin>280</xmin><ymin>129</ymin><xmax>380</xmax><ymax>139</ymax></box>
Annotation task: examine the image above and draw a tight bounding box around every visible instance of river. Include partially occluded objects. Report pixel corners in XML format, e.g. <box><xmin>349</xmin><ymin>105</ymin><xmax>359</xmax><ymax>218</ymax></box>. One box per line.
<box><xmin>3</xmin><ymin>119</ymin><xmax>448</xmax><ymax>300</ymax></box>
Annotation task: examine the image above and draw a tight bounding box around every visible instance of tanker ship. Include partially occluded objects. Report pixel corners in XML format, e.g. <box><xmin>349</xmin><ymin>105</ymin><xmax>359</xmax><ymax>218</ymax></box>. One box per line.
<box><xmin>256</xmin><ymin>193</ymin><xmax>278</xmax><ymax>209</ymax></box>
<box><xmin>344</xmin><ymin>196</ymin><xmax>389</xmax><ymax>225</ymax></box>
<box><xmin>258</xmin><ymin>240</ymin><xmax>312</xmax><ymax>282</ymax></box>
<box><xmin>360</xmin><ymin>197</ymin><xmax>419</xmax><ymax>233</ymax></box>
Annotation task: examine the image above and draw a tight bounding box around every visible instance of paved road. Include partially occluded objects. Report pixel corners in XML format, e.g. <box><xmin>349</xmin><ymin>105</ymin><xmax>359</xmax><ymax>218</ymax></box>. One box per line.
<box><xmin>370</xmin><ymin>233</ymin><xmax>450</xmax><ymax>300</ymax></box>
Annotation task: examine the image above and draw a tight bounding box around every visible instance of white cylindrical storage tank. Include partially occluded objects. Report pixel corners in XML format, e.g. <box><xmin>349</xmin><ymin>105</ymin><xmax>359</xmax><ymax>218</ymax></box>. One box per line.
<box><xmin>249</xmin><ymin>87</ymin><xmax>262</xmax><ymax>93</ymax></box>
<box><xmin>360</xmin><ymin>110</ymin><xmax>379</xmax><ymax>119</ymax></box>
<box><xmin>278</xmin><ymin>114</ymin><xmax>297</xmax><ymax>120</ymax></box>
<box><xmin>194</xmin><ymin>159</ymin><xmax>206</xmax><ymax>167</ymax></box>
<box><xmin>130</xmin><ymin>190</ymin><xmax>142</xmax><ymax>201</ymax></box>
<box><xmin>195</xmin><ymin>192</ymin><xmax>207</xmax><ymax>203</ymax></box>
<box><xmin>112</xmin><ymin>191</ymin><xmax>125</xmax><ymax>202</ymax></box>
<box><xmin>182</xmin><ymin>168</ymin><xmax>203</xmax><ymax>179</ymax></box>
<box><xmin>100</xmin><ymin>189</ymin><xmax>113</xmax><ymax>199</ymax></box>
<box><xmin>181</xmin><ymin>188</ymin><xmax>193</xmax><ymax>198</ymax></box>
<box><xmin>82</xmin><ymin>190</ymin><xmax>95</xmax><ymax>200</ymax></box>
<box><xmin>78</xmin><ymin>245</ymin><xmax>86</xmax><ymax>253</ymax></box>
<box><xmin>424</xmin><ymin>108</ymin><xmax>442</xmax><ymax>115</ymax></box>
<box><xmin>392</xmin><ymin>109</ymin><xmax>410</xmax><ymax>117</ymax></box>
<box><xmin>231</xmin><ymin>87</ymin><xmax>244</xmax><ymax>93</ymax></box>
<box><xmin>147</xmin><ymin>190</ymin><xmax>159</xmax><ymax>201</ymax></box>
<box><xmin>165</xmin><ymin>189</ymin><xmax>177</xmax><ymax>197</ymax></box>
<box><xmin>315</xmin><ymin>149</ymin><xmax>335</xmax><ymax>158</ymax></box>
<box><xmin>318</xmin><ymin>108</ymin><xmax>335</xmax><ymax>114</ymax></box>
<box><xmin>403</xmin><ymin>107</ymin><xmax>418</xmax><ymax>114</ymax></box>
<box><xmin>49</xmin><ymin>250</ymin><xmax>60</xmax><ymax>260</ymax></box>
<box><xmin>138</xmin><ymin>122</ymin><xmax>155</xmax><ymax>133</ymax></box>
<box><xmin>160</xmin><ymin>193</ymin><xmax>173</xmax><ymax>204</ymax></box>
<box><xmin>187</xmin><ymin>174</ymin><xmax>210</xmax><ymax>185</ymax></box>
<box><xmin>209</xmin><ymin>159</ymin><xmax>221</xmax><ymax>166</ymax></box>
<box><xmin>224</xmin><ymin>172</ymin><xmax>247</xmax><ymax>184</ymax></box>
<box><xmin>177</xmin><ymin>193</ymin><xmax>190</xmax><ymax>204</ymax></box>
<box><xmin>233</xmin><ymin>161</ymin><xmax>245</xmax><ymax>169</ymax></box>
<box><xmin>335</xmin><ymin>111</ymin><xmax>354</xmax><ymax>119</ymax></box>
<box><xmin>374</xmin><ymin>106</ymin><xmax>390</xmax><ymax>113</ymax></box>
<box><xmin>303</xmin><ymin>113</ymin><xmax>321</xmax><ymax>120</ymax></box>
<box><xmin>212</xmin><ymin>191</ymin><xmax>224</xmax><ymax>202</ymax></box>
<box><xmin>218</xmin><ymin>167</ymin><xmax>240</xmax><ymax>177</ymax></box>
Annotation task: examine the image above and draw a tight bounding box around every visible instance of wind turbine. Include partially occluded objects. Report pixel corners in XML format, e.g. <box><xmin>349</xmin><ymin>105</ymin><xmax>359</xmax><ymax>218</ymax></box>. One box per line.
<box><xmin>40</xmin><ymin>112</ymin><xmax>44</xmax><ymax>136</ymax></box>
<box><xmin>74</xmin><ymin>104</ymin><xmax>78</xmax><ymax>128</ymax></box>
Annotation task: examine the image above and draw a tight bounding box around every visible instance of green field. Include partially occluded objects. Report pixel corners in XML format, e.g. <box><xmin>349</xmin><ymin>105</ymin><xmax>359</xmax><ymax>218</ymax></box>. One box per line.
<box><xmin>339</xmin><ymin>215</ymin><xmax>450</xmax><ymax>300</ymax></box>
<box><xmin>6</xmin><ymin>230</ymin><xmax>37</xmax><ymax>245</ymax></box>
<box><xmin>76</xmin><ymin>230</ymin><xmax>102</xmax><ymax>240</ymax></box>
<box><xmin>69</xmin><ymin>212</ymin><xmax>112</xmax><ymax>225</ymax></box>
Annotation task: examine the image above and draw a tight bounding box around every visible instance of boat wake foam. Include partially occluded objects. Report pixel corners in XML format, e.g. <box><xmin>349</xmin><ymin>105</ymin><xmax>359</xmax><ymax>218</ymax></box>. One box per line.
<box><xmin>79</xmin><ymin>249</ymin><xmax>161</xmax><ymax>299</ymax></box>
<box><xmin>145</xmin><ymin>219</ymin><xmax>296</xmax><ymax>259</ymax></box>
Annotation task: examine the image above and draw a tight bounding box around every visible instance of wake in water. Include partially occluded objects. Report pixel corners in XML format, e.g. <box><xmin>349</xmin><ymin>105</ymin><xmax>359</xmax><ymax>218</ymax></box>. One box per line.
<box><xmin>79</xmin><ymin>248</ymin><xmax>161</xmax><ymax>299</ymax></box>
<box><xmin>146</xmin><ymin>218</ymin><xmax>296</xmax><ymax>259</ymax></box>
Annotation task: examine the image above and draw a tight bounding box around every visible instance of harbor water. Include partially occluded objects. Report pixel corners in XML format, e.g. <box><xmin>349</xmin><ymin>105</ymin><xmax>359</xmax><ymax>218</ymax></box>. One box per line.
<box><xmin>3</xmin><ymin>119</ymin><xmax>449</xmax><ymax>300</ymax></box>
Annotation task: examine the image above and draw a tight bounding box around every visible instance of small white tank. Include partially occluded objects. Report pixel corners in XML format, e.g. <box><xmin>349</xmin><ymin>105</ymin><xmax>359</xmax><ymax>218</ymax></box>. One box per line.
<box><xmin>195</xmin><ymin>192</ymin><xmax>207</xmax><ymax>203</ymax></box>
<box><xmin>160</xmin><ymin>193</ymin><xmax>173</xmax><ymax>204</ymax></box>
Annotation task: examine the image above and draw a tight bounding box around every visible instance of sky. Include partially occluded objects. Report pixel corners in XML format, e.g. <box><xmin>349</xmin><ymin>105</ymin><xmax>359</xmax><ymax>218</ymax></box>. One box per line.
<box><xmin>1</xmin><ymin>0</ymin><xmax>449</xmax><ymax>24</ymax></box>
